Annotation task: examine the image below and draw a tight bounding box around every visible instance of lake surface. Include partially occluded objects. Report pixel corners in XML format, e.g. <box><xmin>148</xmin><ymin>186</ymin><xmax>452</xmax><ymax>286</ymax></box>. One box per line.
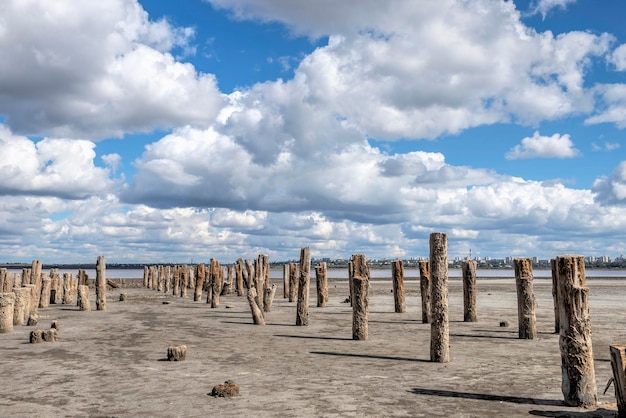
<box><xmin>5</xmin><ymin>267</ymin><xmax>626</xmax><ymax>280</ymax></box>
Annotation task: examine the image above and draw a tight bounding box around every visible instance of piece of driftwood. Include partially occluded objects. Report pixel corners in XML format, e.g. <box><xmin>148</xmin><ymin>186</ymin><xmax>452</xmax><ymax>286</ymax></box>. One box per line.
<box><xmin>167</xmin><ymin>345</ymin><xmax>187</xmax><ymax>361</ymax></box>
<box><xmin>210</xmin><ymin>380</ymin><xmax>240</xmax><ymax>398</ymax></box>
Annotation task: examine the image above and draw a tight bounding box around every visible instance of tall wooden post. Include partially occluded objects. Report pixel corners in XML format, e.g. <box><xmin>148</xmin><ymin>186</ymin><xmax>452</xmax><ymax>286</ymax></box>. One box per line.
<box><xmin>610</xmin><ymin>344</ymin><xmax>626</xmax><ymax>417</ymax></box>
<box><xmin>296</xmin><ymin>247</ymin><xmax>311</xmax><ymax>326</ymax></box>
<box><xmin>39</xmin><ymin>275</ymin><xmax>52</xmax><ymax>309</ymax></box>
<box><xmin>180</xmin><ymin>265</ymin><xmax>188</xmax><ymax>298</ymax></box>
<box><xmin>164</xmin><ymin>265</ymin><xmax>171</xmax><ymax>294</ymax></box>
<box><xmin>556</xmin><ymin>255</ymin><xmax>597</xmax><ymax>407</ymax></box>
<box><xmin>288</xmin><ymin>262</ymin><xmax>297</xmax><ymax>302</ymax></box>
<box><xmin>62</xmin><ymin>272</ymin><xmax>73</xmax><ymax>304</ymax></box>
<box><xmin>0</xmin><ymin>268</ymin><xmax>5</xmax><ymax>293</ymax></box>
<box><xmin>235</xmin><ymin>259</ymin><xmax>244</xmax><ymax>296</ymax></box>
<box><xmin>247</xmin><ymin>288</ymin><xmax>265</xmax><ymax>325</ymax></box>
<box><xmin>462</xmin><ymin>259</ymin><xmax>477</xmax><ymax>322</ymax></box>
<box><xmin>418</xmin><ymin>260</ymin><xmax>431</xmax><ymax>323</ymax></box>
<box><xmin>392</xmin><ymin>259</ymin><xmax>405</xmax><ymax>313</ymax></box>
<box><xmin>351</xmin><ymin>254</ymin><xmax>369</xmax><ymax>340</ymax></box>
<box><xmin>31</xmin><ymin>260</ymin><xmax>42</xmax><ymax>308</ymax></box>
<box><xmin>550</xmin><ymin>258</ymin><xmax>560</xmax><ymax>334</ymax></box>
<box><xmin>315</xmin><ymin>262</ymin><xmax>328</xmax><ymax>308</ymax></box>
<box><xmin>348</xmin><ymin>261</ymin><xmax>354</xmax><ymax>306</ymax></box>
<box><xmin>514</xmin><ymin>258</ymin><xmax>536</xmax><ymax>339</ymax></box>
<box><xmin>194</xmin><ymin>264</ymin><xmax>205</xmax><ymax>302</ymax></box>
<box><xmin>95</xmin><ymin>256</ymin><xmax>107</xmax><ymax>311</ymax></box>
<box><xmin>283</xmin><ymin>264</ymin><xmax>290</xmax><ymax>299</ymax></box>
<box><xmin>430</xmin><ymin>232</ymin><xmax>449</xmax><ymax>363</ymax></box>
<box><xmin>143</xmin><ymin>266</ymin><xmax>149</xmax><ymax>288</ymax></box>
<box><xmin>78</xmin><ymin>285</ymin><xmax>91</xmax><ymax>311</ymax></box>
<box><xmin>211</xmin><ymin>259</ymin><xmax>221</xmax><ymax>308</ymax></box>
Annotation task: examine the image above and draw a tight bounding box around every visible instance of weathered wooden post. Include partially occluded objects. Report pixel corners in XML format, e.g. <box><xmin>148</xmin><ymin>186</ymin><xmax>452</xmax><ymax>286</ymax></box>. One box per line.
<box><xmin>26</xmin><ymin>284</ymin><xmax>37</xmax><ymax>319</ymax></box>
<box><xmin>283</xmin><ymin>263</ymin><xmax>290</xmax><ymax>299</ymax></box>
<box><xmin>419</xmin><ymin>260</ymin><xmax>431</xmax><ymax>323</ymax></box>
<box><xmin>49</xmin><ymin>268</ymin><xmax>60</xmax><ymax>304</ymax></box>
<box><xmin>514</xmin><ymin>258</ymin><xmax>536</xmax><ymax>339</ymax></box>
<box><xmin>247</xmin><ymin>288</ymin><xmax>265</xmax><ymax>325</ymax></box>
<box><xmin>157</xmin><ymin>265</ymin><xmax>164</xmax><ymax>292</ymax></box>
<box><xmin>0</xmin><ymin>268</ymin><xmax>6</xmax><ymax>292</ymax></box>
<box><xmin>0</xmin><ymin>292</ymin><xmax>16</xmax><ymax>333</ymax></box>
<box><xmin>211</xmin><ymin>259</ymin><xmax>221</xmax><ymax>308</ymax></box>
<box><xmin>39</xmin><ymin>275</ymin><xmax>52</xmax><ymax>309</ymax></box>
<box><xmin>430</xmin><ymin>232</ymin><xmax>449</xmax><ymax>363</ymax></box>
<box><xmin>235</xmin><ymin>259</ymin><xmax>244</xmax><ymax>296</ymax></box>
<box><xmin>95</xmin><ymin>256</ymin><xmax>107</xmax><ymax>311</ymax></box>
<box><xmin>316</xmin><ymin>262</ymin><xmax>328</xmax><ymax>308</ymax></box>
<box><xmin>556</xmin><ymin>254</ymin><xmax>597</xmax><ymax>407</ymax></box>
<box><xmin>173</xmin><ymin>265</ymin><xmax>180</xmax><ymax>297</ymax></box>
<box><xmin>194</xmin><ymin>263</ymin><xmax>205</xmax><ymax>302</ymax></box>
<box><xmin>12</xmin><ymin>287</ymin><xmax>30</xmax><ymax>326</ymax></box>
<box><xmin>224</xmin><ymin>265</ymin><xmax>233</xmax><ymax>295</ymax></box>
<box><xmin>391</xmin><ymin>259</ymin><xmax>405</xmax><ymax>313</ymax></box>
<box><xmin>550</xmin><ymin>258</ymin><xmax>560</xmax><ymax>334</ymax></box>
<box><xmin>143</xmin><ymin>266</ymin><xmax>149</xmax><ymax>288</ymax></box>
<box><xmin>243</xmin><ymin>259</ymin><xmax>254</xmax><ymax>290</ymax></box>
<box><xmin>462</xmin><ymin>259</ymin><xmax>477</xmax><ymax>322</ymax></box>
<box><xmin>22</xmin><ymin>268</ymin><xmax>31</xmax><ymax>286</ymax></box>
<box><xmin>348</xmin><ymin>260</ymin><xmax>354</xmax><ymax>306</ymax></box>
<box><xmin>180</xmin><ymin>265</ymin><xmax>188</xmax><ymax>298</ymax></box>
<box><xmin>288</xmin><ymin>262</ymin><xmax>297</xmax><ymax>303</ymax></box>
<box><xmin>254</xmin><ymin>256</ymin><xmax>265</xmax><ymax>312</ymax></box>
<box><xmin>610</xmin><ymin>344</ymin><xmax>626</xmax><ymax>417</ymax></box>
<box><xmin>78</xmin><ymin>285</ymin><xmax>91</xmax><ymax>311</ymax></box>
<box><xmin>62</xmin><ymin>273</ymin><xmax>73</xmax><ymax>304</ymax></box>
<box><xmin>77</xmin><ymin>269</ymin><xmax>88</xmax><ymax>287</ymax></box>
<box><xmin>296</xmin><ymin>247</ymin><xmax>311</xmax><ymax>326</ymax></box>
<box><xmin>263</xmin><ymin>284</ymin><xmax>277</xmax><ymax>312</ymax></box>
<box><xmin>351</xmin><ymin>254</ymin><xmax>369</xmax><ymax>340</ymax></box>
<box><xmin>164</xmin><ymin>265</ymin><xmax>172</xmax><ymax>294</ymax></box>
<box><xmin>31</xmin><ymin>260</ymin><xmax>42</xmax><ymax>308</ymax></box>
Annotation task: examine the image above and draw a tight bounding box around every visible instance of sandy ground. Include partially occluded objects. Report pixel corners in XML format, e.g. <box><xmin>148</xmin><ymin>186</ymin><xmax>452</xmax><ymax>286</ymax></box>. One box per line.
<box><xmin>0</xmin><ymin>275</ymin><xmax>624</xmax><ymax>418</ymax></box>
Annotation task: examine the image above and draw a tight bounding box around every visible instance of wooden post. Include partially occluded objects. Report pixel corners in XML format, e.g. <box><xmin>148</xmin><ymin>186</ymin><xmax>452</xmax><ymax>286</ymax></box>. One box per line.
<box><xmin>31</xmin><ymin>260</ymin><xmax>42</xmax><ymax>308</ymax></box>
<box><xmin>157</xmin><ymin>265</ymin><xmax>164</xmax><ymax>292</ymax></box>
<box><xmin>180</xmin><ymin>265</ymin><xmax>188</xmax><ymax>298</ymax></box>
<box><xmin>22</xmin><ymin>268</ymin><xmax>31</xmax><ymax>286</ymax></box>
<box><xmin>211</xmin><ymin>259</ymin><xmax>221</xmax><ymax>308</ymax></box>
<box><xmin>0</xmin><ymin>269</ymin><xmax>5</xmax><ymax>293</ymax></box>
<box><xmin>78</xmin><ymin>285</ymin><xmax>91</xmax><ymax>311</ymax></box>
<box><xmin>235</xmin><ymin>259</ymin><xmax>244</xmax><ymax>296</ymax></box>
<box><xmin>462</xmin><ymin>259</ymin><xmax>477</xmax><ymax>322</ymax></box>
<box><xmin>247</xmin><ymin>288</ymin><xmax>265</xmax><ymax>325</ymax></box>
<box><xmin>351</xmin><ymin>254</ymin><xmax>369</xmax><ymax>340</ymax></box>
<box><xmin>164</xmin><ymin>265</ymin><xmax>171</xmax><ymax>294</ymax></box>
<box><xmin>283</xmin><ymin>264</ymin><xmax>290</xmax><ymax>298</ymax></box>
<box><xmin>551</xmin><ymin>258</ymin><xmax>560</xmax><ymax>334</ymax></box>
<box><xmin>288</xmin><ymin>262</ymin><xmax>297</xmax><ymax>302</ymax></box>
<box><xmin>0</xmin><ymin>292</ymin><xmax>15</xmax><ymax>333</ymax></box>
<box><xmin>12</xmin><ymin>287</ymin><xmax>30</xmax><ymax>326</ymax></box>
<box><xmin>610</xmin><ymin>344</ymin><xmax>626</xmax><ymax>417</ymax></box>
<box><xmin>316</xmin><ymin>262</ymin><xmax>328</xmax><ymax>308</ymax></box>
<box><xmin>244</xmin><ymin>259</ymin><xmax>255</xmax><ymax>291</ymax></box>
<box><xmin>430</xmin><ymin>232</ymin><xmax>449</xmax><ymax>363</ymax></box>
<box><xmin>143</xmin><ymin>266</ymin><xmax>149</xmax><ymax>288</ymax></box>
<box><xmin>263</xmin><ymin>284</ymin><xmax>277</xmax><ymax>312</ymax></box>
<box><xmin>194</xmin><ymin>264</ymin><xmax>205</xmax><ymax>302</ymax></box>
<box><xmin>348</xmin><ymin>261</ymin><xmax>354</xmax><ymax>306</ymax></box>
<box><xmin>95</xmin><ymin>256</ymin><xmax>107</xmax><ymax>311</ymax></box>
<box><xmin>296</xmin><ymin>247</ymin><xmax>311</xmax><ymax>326</ymax></box>
<box><xmin>62</xmin><ymin>273</ymin><xmax>73</xmax><ymax>304</ymax></box>
<box><xmin>514</xmin><ymin>258</ymin><xmax>536</xmax><ymax>339</ymax></box>
<box><xmin>419</xmin><ymin>260</ymin><xmax>431</xmax><ymax>324</ymax></box>
<box><xmin>391</xmin><ymin>259</ymin><xmax>405</xmax><ymax>313</ymax></box>
<box><xmin>254</xmin><ymin>256</ymin><xmax>265</xmax><ymax>312</ymax></box>
<box><xmin>556</xmin><ymin>254</ymin><xmax>597</xmax><ymax>407</ymax></box>
<box><xmin>224</xmin><ymin>265</ymin><xmax>233</xmax><ymax>295</ymax></box>
<box><xmin>173</xmin><ymin>266</ymin><xmax>180</xmax><ymax>296</ymax></box>
<box><xmin>39</xmin><ymin>275</ymin><xmax>51</xmax><ymax>309</ymax></box>
<box><xmin>26</xmin><ymin>284</ymin><xmax>37</xmax><ymax>320</ymax></box>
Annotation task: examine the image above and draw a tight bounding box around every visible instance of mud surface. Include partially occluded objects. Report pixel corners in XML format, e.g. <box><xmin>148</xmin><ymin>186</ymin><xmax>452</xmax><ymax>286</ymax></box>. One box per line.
<box><xmin>0</xmin><ymin>276</ymin><xmax>624</xmax><ymax>417</ymax></box>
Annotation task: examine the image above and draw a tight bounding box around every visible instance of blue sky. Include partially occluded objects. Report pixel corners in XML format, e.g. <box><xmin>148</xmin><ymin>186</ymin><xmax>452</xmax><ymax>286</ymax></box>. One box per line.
<box><xmin>1</xmin><ymin>0</ymin><xmax>626</xmax><ymax>263</ymax></box>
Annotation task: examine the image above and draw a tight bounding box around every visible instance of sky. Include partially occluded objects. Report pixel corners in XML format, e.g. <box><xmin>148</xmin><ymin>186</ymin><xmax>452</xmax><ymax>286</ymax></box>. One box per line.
<box><xmin>1</xmin><ymin>0</ymin><xmax>626</xmax><ymax>264</ymax></box>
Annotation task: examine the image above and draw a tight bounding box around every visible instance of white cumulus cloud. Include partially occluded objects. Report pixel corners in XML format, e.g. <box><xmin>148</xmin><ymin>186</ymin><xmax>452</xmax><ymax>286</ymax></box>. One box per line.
<box><xmin>505</xmin><ymin>131</ymin><xmax>580</xmax><ymax>159</ymax></box>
